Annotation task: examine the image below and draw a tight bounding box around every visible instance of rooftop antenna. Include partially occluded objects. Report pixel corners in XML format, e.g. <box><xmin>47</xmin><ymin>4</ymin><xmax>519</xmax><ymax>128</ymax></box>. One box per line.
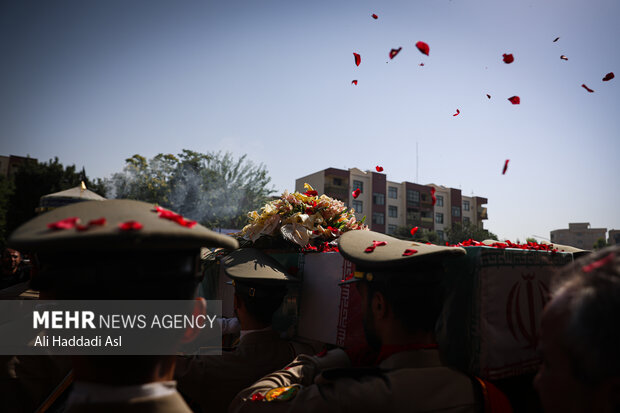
<box><xmin>416</xmin><ymin>142</ymin><xmax>419</xmax><ymax>183</ymax></box>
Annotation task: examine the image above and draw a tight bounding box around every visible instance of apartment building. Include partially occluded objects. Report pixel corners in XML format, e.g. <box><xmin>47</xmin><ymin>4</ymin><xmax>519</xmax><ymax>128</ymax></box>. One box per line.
<box><xmin>295</xmin><ymin>167</ymin><xmax>488</xmax><ymax>242</ymax></box>
<box><xmin>550</xmin><ymin>223</ymin><xmax>607</xmax><ymax>249</ymax></box>
<box><xmin>0</xmin><ymin>155</ymin><xmax>37</xmax><ymax>177</ymax></box>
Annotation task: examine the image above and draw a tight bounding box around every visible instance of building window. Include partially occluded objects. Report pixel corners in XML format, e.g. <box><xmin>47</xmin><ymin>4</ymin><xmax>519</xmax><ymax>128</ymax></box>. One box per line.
<box><xmin>463</xmin><ymin>200</ymin><xmax>470</xmax><ymax>211</ymax></box>
<box><xmin>373</xmin><ymin>193</ymin><xmax>385</xmax><ymax>205</ymax></box>
<box><xmin>388</xmin><ymin>205</ymin><xmax>398</xmax><ymax>218</ymax></box>
<box><xmin>352</xmin><ymin>200</ymin><xmax>363</xmax><ymax>214</ymax></box>
<box><xmin>387</xmin><ymin>224</ymin><xmax>397</xmax><ymax>235</ymax></box>
<box><xmin>407</xmin><ymin>189</ymin><xmax>420</xmax><ymax>203</ymax></box>
<box><xmin>372</xmin><ymin>212</ymin><xmax>385</xmax><ymax>225</ymax></box>
<box><xmin>463</xmin><ymin>217</ymin><xmax>470</xmax><ymax>226</ymax></box>
<box><xmin>436</xmin><ymin>230</ymin><xmax>444</xmax><ymax>241</ymax></box>
<box><xmin>436</xmin><ymin>195</ymin><xmax>444</xmax><ymax>207</ymax></box>
<box><xmin>388</xmin><ymin>186</ymin><xmax>398</xmax><ymax>199</ymax></box>
<box><xmin>353</xmin><ymin>180</ymin><xmax>363</xmax><ymax>193</ymax></box>
<box><xmin>333</xmin><ymin>178</ymin><xmax>342</xmax><ymax>186</ymax></box>
<box><xmin>452</xmin><ymin>207</ymin><xmax>461</xmax><ymax>217</ymax></box>
<box><xmin>436</xmin><ymin>213</ymin><xmax>444</xmax><ymax>224</ymax></box>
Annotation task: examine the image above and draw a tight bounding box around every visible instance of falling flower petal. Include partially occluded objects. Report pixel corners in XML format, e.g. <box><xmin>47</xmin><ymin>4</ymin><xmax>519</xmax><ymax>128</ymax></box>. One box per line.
<box><xmin>502</xmin><ymin>53</ymin><xmax>514</xmax><ymax>64</ymax></box>
<box><xmin>389</xmin><ymin>47</ymin><xmax>402</xmax><ymax>59</ymax></box>
<box><xmin>581</xmin><ymin>84</ymin><xmax>594</xmax><ymax>93</ymax></box>
<box><xmin>502</xmin><ymin>159</ymin><xmax>510</xmax><ymax>175</ymax></box>
<box><xmin>352</xmin><ymin>80</ymin><xmax>358</xmax><ymax>85</ymax></box>
<box><xmin>486</xmin><ymin>94</ymin><xmax>491</xmax><ymax>99</ymax></box>
<box><xmin>352</xmin><ymin>188</ymin><xmax>361</xmax><ymax>199</ymax></box>
<box><xmin>353</xmin><ymin>53</ymin><xmax>361</xmax><ymax>66</ymax></box>
<box><xmin>553</xmin><ymin>37</ymin><xmax>560</xmax><ymax>42</ymax></box>
<box><xmin>415</xmin><ymin>41</ymin><xmax>429</xmax><ymax>56</ymax></box>
<box><xmin>419</xmin><ymin>63</ymin><xmax>425</xmax><ymax>66</ymax></box>
<box><xmin>508</xmin><ymin>96</ymin><xmax>520</xmax><ymax>104</ymax></box>
<box><xmin>119</xmin><ymin>220</ymin><xmax>143</xmax><ymax>231</ymax></box>
<box><xmin>47</xmin><ymin>217</ymin><xmax>80</xmax><ymax>230</ymax></box>
<box><xmin>375</xmin><ymin>166</ymin><xmax>383</xmax><ymax>172</ymax></box>
<box><xmin>402</xmin><ymin>249</ymin><xmax>418</xmax><ymax>256</ymax></box>
<box><xmin>453</xmin><ymin>109</ymin><xmax>460</xmax><ymax>117</ymax></box>
<box><xmin>560</xmin><ymin>55</ymin><xmax>568</xmax><ymax>61</ymax></box>
<box><xmin>371</xmin><ymin>13</ymin><xmax>378</xmax><ymax>19</ymax></box>
<box><xmin>431</xmin><ymin>187</ymin><xmax>436</xmax><ymax>195</ymax></box>
<box><xmin>410</xmin><ymin>227</ymin><xmax>419</xmax><ymax>236</ymax></box>
<box><xmin>603</xmin><ymin>72</ymin><xmax>615</xmax><ymax>81</ymax></box>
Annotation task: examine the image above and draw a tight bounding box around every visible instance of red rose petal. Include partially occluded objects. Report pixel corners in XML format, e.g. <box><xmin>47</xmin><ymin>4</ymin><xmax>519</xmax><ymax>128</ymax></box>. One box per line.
<box><xmin>352</xmin><ymin>188</ymin><xmax>361</xmax><ymax>199</ymax></box>
<box><xmin>402</xmin><ymin>249</ymin><xmax>418</xmax><ymax>256</ymax></box>
<box><xmin>560</xmin><ymin>55</ymin><xmax>568</xmax><ymax>61</ymax></box>
<box><xmin>581</xmin><ymin>84</ymin><xmax>594</xmax><ymax>93</ymax></box>
<box><xmin>119</xmin><ymin>220</ymin><xmax>143</xmax><ymax>231</ymax></box>
<box><xmin>553</xmin><ymin>37</ymin><xmax>560</xmax><ymax>42</ymax></box>
<box><xmin>508</xmin><ymin>96</ymin><xmax>520</xmax><ymax>105</ymax></box>
<box><xmin>47</xmin><ymin>217</ymin><xmax>80</xmax><ymax>230</ymax></box>
<box><xmin>372</xmin><ymin>240</ymin><xmax>387</xmax><ymax>247</ymax></box>
<box><xmin>304</xmin><ymin>190</ymin><xmax>318</xmax><ymax>197</ymax></box>
<box><xmin>453</xmin><ymin>109</ymin><xmax>460</xmax><ymax>117</ymax></box>
<box><xmin>352</xmin><ymin>80</ymin><xmax>358</xmax><ymax>85</ymax></box>
<box><xmin>502</xmin><ymin>159</ymin><xmax>510</xmax><ymax>175</ymax></box>
<box><xmin>431</xmin><ymin>194</ymin><xmax>437</xmax><ymax>206</ymax></box>
<box><xmin>430</xmin><ymin>187</ymin><xmax>436</xmax><ymax>195</ymax></box>
<box><xmin>389</xmin><ymin>47</ymin><xmax>402</xmax><ymax>59</ymax></box>
<box><xmin>602</xmin><ymin>72</ymin><xmax>614</xmax><ymax>82</ymax></box>
<box><xmin>410</xmin><ymin>227</ymin><xmax>419</xmax><ymax>236</ymax></box>
<box><xmin>353</xmin><ymin>53</ymin><xmax>361</xmax><ymax>67</ymax></box>
<box><xmin>371</xmin><ymin>13</ymin><xmax>378</xmax><ymax>19</ymax></box>
<box><xmin>76</xmin><ymin>224</ymin><xmax>89</xmax><ymax>231</ymax></box>
<box><xmin>415</xmin><ymin>41</ymin><xmax>429</xmax><ymax>56</ymax></box>
<box><xmin>251</xmin><ymin>393</ymin><xmax>265</xmax><ymax>402</ymax></box>
<box><xmin>486</xmin><ymin>94</ymin><xmax>491</xmax><ymax>99</ymax></box>
<box><xmin>364</xmin><ymin>246</ymin><xmax>375</xmax><ymax>253</ymax></box>
<box><xmin>502</xmin><ymin>53</ymin><xmax>514</xmax><ymax>64</ymax></box>
<box><xmin>375</xmin><ymin>166</ymin><xmax>383</xmax><ymax>172</ymax></box>
<box><xmin>419</xmin><ymin>63</ymin><xmax>425</xmax><ymax>66</ymax></box>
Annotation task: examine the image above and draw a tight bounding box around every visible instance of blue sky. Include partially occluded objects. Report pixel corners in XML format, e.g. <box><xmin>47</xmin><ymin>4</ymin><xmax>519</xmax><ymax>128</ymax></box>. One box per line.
<box><xmin>1</xmin><ymin>0</ymin><xmax>618</xmax><ymax>242</ymax></box>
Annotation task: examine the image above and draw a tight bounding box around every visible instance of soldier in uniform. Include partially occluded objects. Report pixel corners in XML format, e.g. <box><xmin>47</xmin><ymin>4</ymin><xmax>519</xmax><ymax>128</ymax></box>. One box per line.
<box><xmin>230</xmin><ymin>230</ymin><xmax>481</xmax><ymax>413</ymax></box>
<box><xmin>7</xmin><ymin>199</ymin><xmax>238</xmax><ymax>412</ymax></box>
<box><xmin>176</xmin><ymin>248</ymin><xmax>313</xmax><ymax>413</ymax></box>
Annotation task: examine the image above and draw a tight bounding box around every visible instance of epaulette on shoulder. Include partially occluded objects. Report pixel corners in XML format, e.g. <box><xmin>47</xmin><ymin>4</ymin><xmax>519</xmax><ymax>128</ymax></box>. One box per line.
<box><xmin>319</xmin><ymin>366</ymin><xmax>385</xmax><ymax>381</ymax></box>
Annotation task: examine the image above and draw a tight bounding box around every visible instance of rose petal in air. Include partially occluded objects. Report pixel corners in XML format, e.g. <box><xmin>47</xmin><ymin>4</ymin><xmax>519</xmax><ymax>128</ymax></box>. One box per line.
<box><xmin>502</xmin><ymin>159</ymin><xmax>510</xmax><ymax>175</ymax></box>
<box><xmin>353</xmin><ymin>53</ymin><xmax>361</xmax><ymax>66</ymax></box>
<box><xmin>453</xmin><ymin>109</ymin><xmax>460</xmax><ymax>116</ymax></box>
<box><xmin>486</xmin><ymin>94</ymin><xmax>491</xmax><ymax>99</ymax></box>
<box><xmin>415</xmin><ymin>41</ymin><xmax>429</xmax><ymax>56</ymax></box>
<box><xmin>603</xmin><ymin>72</ymin><xmax>615</xmax><ymax>81</ymax></box>
<box><xmin>372</xmin><ymin>14</ymin><xmax>378</xmax><ymax>19</ymax></box>
<box><xmin>419</xmin><ymin>63</ymin><xmax>425</xmax><ymax>66</ymax></box>
<box><xmin>352</xmin><ymin>80</ymin><xmax>358</xmax><ymax>85</ymax></box>
<box><xmin>410</xmin><ymin>227</ymin><xmax>419</xmax><ymax>236</ymax></box>
<box><xmin>502</xmin><ymin>53</ymin><xmax>514</xmax><ymax>64</ymax></box>
<box><xmin>582</xmin><ymin>84</ymin><xmax>594</xmax><ymax>93</ymax></box>
<box><xmin>508</xmin><ymin>96</ymin><xmax>520</xmax><ymax>104</ymax></box>
<box><xmin>376</xmin><ymin>166</ymin><xmax>384</xmax><ymax>172</ymax></box>
<box><xmin>553</xmin><ymin>37</ymin><xmax>560</xmax><ymax>42</ymax></box>
<box><xmin>560</xmin><ymin>55</ymin><xmax>568</xmax><ymax>61</ymax></box>
<box><xmin>352</xmin><ymin>188</ymin><xmax>361</xmax><ymax>199</ymax></box>
<box><xmin>389</xmin><ymin>47</ymin><xmax>402</xmax><ymax>59</ymax></box>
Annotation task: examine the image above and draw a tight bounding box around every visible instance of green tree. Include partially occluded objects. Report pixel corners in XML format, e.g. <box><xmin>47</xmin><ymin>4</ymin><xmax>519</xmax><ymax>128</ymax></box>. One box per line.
<box><xmin>105</xmin><ymin>150</ymin><xmax>275</xmax><ymax>229</ymax></box>
<box><xmin>4</xmin><ymin>158</ymin><xmax>102</xmax><ymax>237</ymax></box>
<box><xmin>446</xmin><ymin>222</ymin><xmax>498</xmax><ymax>244</ymax></box>
<box><xmin>391</xmin><ymin>226</ymin><xmax>440</xmax><ymax>245</ymax></box>
<box><xmin>593</xmin><ymin>238</ymin><xmax>609</xmax><ymax>250</ymax></box>
<box><xmin>526</xmin><ymin>237</ymin><xmax>537</xmax><ymax>244</ymax></box>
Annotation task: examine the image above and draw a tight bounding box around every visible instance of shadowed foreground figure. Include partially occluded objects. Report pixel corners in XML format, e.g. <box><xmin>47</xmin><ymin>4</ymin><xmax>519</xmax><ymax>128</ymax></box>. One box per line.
<box><xmin>534</xmin><ymin>245</ymin><xmax>620</xmax><ymax>413</ymax></box>
<box><xmin>176</xmin><ymin>248</ymin><xmax>312</xmax><ymax>413</ymax></box>
<box><xmin>7</xmin><ymin>199</ymin><xmax>238</xmax><ymax>413</ymax></box>
<box><xmin>230</xmin><ymin>230</ymin><xmax>482</xmax><ymax>413</ymax></box>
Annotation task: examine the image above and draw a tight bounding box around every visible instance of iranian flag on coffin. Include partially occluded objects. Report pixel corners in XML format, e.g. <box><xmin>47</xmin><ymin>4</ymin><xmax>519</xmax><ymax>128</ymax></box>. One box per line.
<box><xmin>437</xmin><ymin>247</ymin><xmax>574</xmax><ymax>380</ymax></box>
<box><xmin>202</xmin><ymin>250</ymin><xmax>364</xmax><ymax>347</ymax></box>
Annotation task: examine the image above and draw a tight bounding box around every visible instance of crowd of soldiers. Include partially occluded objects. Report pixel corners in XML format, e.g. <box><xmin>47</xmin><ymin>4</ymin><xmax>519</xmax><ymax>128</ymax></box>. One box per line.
<box><xmin>1</xmin><ymin>199</ymin><xmax>618</xmax><ymax>412</ymax></box>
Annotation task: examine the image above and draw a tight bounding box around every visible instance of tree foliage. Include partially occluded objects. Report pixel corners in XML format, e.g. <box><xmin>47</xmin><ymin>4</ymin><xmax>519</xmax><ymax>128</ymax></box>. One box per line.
<box><xmin>446</xmin><ymin>222</ymin><xmax>498</xmax><ymax>244</ymax></box>
<box><xmin>593</xmin><ymin>238</ymin><xmax>609</xmax><ymax>250</ymax></box>
<box><xmin>105</xmin><ymin>150</ymin><xmax>275</xmax><ymax>229</ymax></box>
<box><xmin>3</xmin><ymin>158</ymin><xmax>104</xmax><ymax>243</ymax></box>
<box><xmin>391</xmin><ymin>226</ymin><xmax>440</xmax><ymax>245</ymax></box>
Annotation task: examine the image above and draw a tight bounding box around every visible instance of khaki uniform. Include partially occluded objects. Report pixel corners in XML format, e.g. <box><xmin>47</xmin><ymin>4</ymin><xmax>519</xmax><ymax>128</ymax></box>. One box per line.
<box><xmin>177</xmin><ymin>329</ymin><xmax>310</xmax><ymax>413</ymax></box>
<box><xmin>230</xmin><ymin>348</ymin><xmax>479</xmax><ymax>413</ymax></box>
